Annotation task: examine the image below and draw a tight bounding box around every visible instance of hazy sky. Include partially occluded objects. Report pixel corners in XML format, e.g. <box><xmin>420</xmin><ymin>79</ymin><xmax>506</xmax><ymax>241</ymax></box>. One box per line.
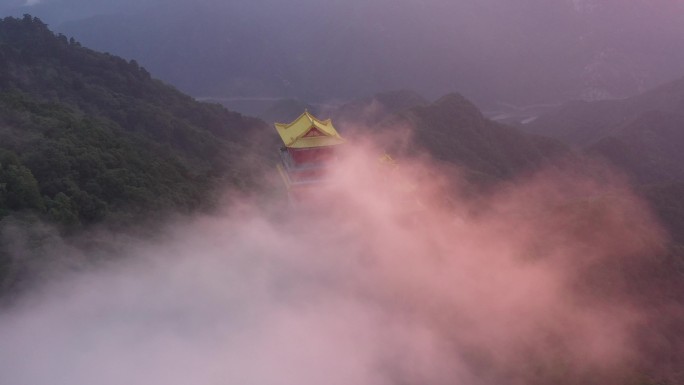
<box><xmin>4</xmin><ymin>0</ymin><xmax>684</xmax><ymax>105</ymax></box>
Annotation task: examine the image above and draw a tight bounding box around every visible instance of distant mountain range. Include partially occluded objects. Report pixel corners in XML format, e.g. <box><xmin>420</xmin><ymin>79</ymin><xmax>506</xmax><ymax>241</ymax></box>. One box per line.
<box><xmin>3</xmin><ymin>0</ymin><xmax>684</xmax><ymax>107</ymax></box>
<box><xmin>526</xmin><ymin>77</ymin><xmax>684</xmax><ymax>182</ymax></box>
<box><xmin>526</xmin><ymin>78</ymin><xmax>684</xmax><ymax>147</ymax></box>
<box><xmin>526</xmin><ymin>77</ymin><xmax>684</xmax><ymax>243</ymax></box>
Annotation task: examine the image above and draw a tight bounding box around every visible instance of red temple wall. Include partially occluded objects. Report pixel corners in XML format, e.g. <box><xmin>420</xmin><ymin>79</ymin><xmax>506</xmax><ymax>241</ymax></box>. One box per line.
<box><xmin>289</xmin><ymin>147</ymin><xmax>335</xmax><ymax>165</ymax></box>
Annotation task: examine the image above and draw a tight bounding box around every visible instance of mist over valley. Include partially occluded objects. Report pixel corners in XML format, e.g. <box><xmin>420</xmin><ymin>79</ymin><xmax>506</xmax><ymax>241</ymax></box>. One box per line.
<box><xmin>1</xmin><ymin>2</ymin><xmax>684</xmax><ymax>384</ymax></box>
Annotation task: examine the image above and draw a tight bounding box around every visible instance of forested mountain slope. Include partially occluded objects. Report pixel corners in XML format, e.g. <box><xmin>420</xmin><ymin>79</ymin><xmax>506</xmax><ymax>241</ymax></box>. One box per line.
<box><xmin>0</xmin><ymin>15</ymin><xmax>269</xmax><ymax>227</ymax></box>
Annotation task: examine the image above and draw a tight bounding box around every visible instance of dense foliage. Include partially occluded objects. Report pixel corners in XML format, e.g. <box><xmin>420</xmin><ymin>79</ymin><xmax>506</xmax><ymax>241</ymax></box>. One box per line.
<box><xmin>0</xmin><ymin>15</ymin><xmax>269</xmax><ymax>228</ymax></box>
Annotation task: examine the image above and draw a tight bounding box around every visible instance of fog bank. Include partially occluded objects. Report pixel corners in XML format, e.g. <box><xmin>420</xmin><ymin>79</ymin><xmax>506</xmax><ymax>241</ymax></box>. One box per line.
<box><xmin>0</xmin><ymin>140</ymin><xmax>675</xmax><ymax>385</ymax></box>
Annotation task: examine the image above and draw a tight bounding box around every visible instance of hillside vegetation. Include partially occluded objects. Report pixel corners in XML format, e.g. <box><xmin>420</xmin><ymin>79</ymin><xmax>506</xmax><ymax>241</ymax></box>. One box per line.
<box><xmin>0</xmin><ymin>15</ymin><xmax>269</xmax><ymax>227</ymax></box>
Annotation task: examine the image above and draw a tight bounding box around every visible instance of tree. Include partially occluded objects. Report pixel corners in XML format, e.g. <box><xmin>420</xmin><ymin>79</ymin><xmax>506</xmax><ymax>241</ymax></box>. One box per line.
<box><xmin>0</xmin><ymin>158</ymin><xmax>44</xmax><ymax>211</ymax></box>
<box><xmin>46</xmin><ymin>192</ymin><xmax>79</xmax><ymax>226</ymax></box>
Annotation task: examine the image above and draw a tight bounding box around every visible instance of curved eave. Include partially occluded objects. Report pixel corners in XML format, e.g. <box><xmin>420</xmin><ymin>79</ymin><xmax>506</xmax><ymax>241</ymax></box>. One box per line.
<box><xmin>286</xmin><ymin>137</ymin><xmax>346</xmax><ymax>149</ymax></box>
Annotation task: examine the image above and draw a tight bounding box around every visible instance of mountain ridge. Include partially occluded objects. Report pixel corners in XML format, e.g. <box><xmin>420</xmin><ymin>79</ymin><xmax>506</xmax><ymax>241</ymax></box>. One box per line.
<box><xmin>527</xmin><ymin>76</ymin><xmax>684</xmax><ymax>147</ymax></box>
<box><xmin>23</xmin><ymin>0</ymin><xmax>684</xmax><ymax>107</ymax></box>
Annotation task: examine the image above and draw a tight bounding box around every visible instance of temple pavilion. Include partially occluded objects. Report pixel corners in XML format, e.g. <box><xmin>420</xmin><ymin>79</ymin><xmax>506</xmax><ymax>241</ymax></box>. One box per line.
<box><xmin>275</xmin><ymin>110</ymin><xmax>345</xmax><ymax>197</ymax></box>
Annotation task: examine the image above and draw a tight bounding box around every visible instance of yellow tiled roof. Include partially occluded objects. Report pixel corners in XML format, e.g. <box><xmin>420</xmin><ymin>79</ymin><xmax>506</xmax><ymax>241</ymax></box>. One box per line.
<box><xmin>274</xmin><ymin>111</ymin><xmax>345</xmax><ymax>148</ymax></box>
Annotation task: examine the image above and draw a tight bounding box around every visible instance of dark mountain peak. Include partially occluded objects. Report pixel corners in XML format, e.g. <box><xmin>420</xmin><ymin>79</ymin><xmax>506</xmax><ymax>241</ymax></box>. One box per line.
<box><xmin>1</xmin><ymin>13</ymin><xmax>48</xmax><ymax>31</ymax></box>
<box><xmin>434</xmin><ymin>92</ymin><xmax>469</xmax><ymax>104</ymax></box>
<box><xmin>410</xmin><ymin>93</ymin><xmax>486</xmax><ymax>127</ymax></box>
<box><xmin>433</xmin><ymin>93</ymin><xmax>484</xmax><ymax>116</ymax></box>
<box><xmin>386</xmin><ymin>92</ymin><xmax>568</xmax><ymax>183</ymax></box>
<box><xmin>0</xmin><ymin>14</ymin><xmax>54</xmax><ymax>47</ymax></box>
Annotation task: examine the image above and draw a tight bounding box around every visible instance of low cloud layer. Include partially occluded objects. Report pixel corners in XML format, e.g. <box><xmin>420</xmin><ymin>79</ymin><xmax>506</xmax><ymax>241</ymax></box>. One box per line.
<box><xmin>0</xmin><ymin>140</ymin><xmax>676</xmax><ymax>385</ymax></box>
